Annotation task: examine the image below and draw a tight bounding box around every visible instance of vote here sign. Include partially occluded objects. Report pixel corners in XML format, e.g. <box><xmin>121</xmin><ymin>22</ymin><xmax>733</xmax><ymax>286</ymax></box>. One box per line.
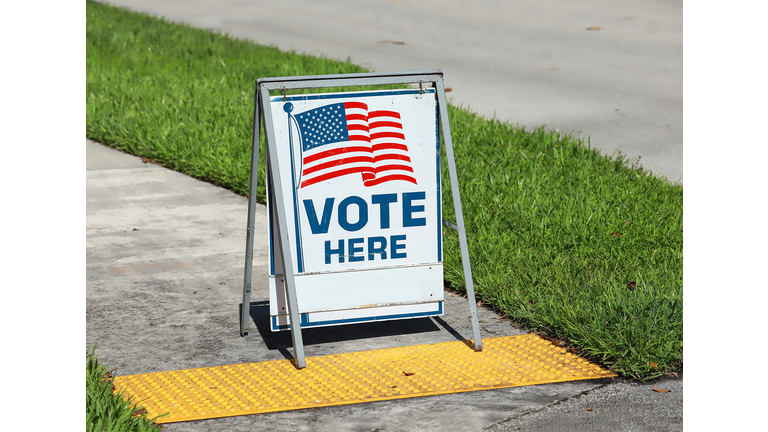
<box><xmin>267</xmin><ymin>89</ymin><xmax>444</xmax><ymax>331</ymax></box>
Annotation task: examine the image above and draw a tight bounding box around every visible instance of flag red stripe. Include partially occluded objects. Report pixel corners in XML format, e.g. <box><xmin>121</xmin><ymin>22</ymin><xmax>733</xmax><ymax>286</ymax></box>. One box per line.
<box><xmin>346</xmin><ymin>114</ymin><xmax>368</xmax><ymax>122</ymax></box>
<box><xmin>370</xmin><ymin>132</ymin><xmax>405</xmax><ymax>141</ymax></box>
<box><xmin>369</xmin><ymin>110</ymin><xmax>401</xmax><ymax>119</ymax></box>
<box><xmin>302</xmin><ymin>156</ymin><xmax>375</xmax><ymax>176</ymax></box>
<box><xmin>374</xmin><ymin>154</ymin><xmax>411</xmax><ymax>163</ymax></box>
<box><xmin>348</xmin><ymin>135</ymin><xmax>372</xmax><ymax>142</ymax></box>
<box><xmin>363</xmin><ymin>174</ymin><xmax>418</xmax><ymax>186</ymax></box>
<box><xmin>369</xmin><ymin>121</ymin><xmax>402</xmax><ymax>129</ymax></box>
<box><xmin>347</xmin><ymin>124</ymin><xmax>370</xmax><ymax>132</ymax></box>
<box><xmin>301</xmin><ymin>166</ymin><xmax>374</xmax><ymax>188</ymax></box>
<box><xmin>303</xmin><ymin>146</ymin><xmax>372</xmax><ymax>164</ymax></box>
<box><xmin>344</xmin><ymin>102</ymin><xmax>368</xmax><ymax>110</ymax></box>
<box><xmin>375</xmin><ymin>164</ymin><xmax>414</xmax><ymax>173</ymax></box>
<box><xmin>372</xmin><ymin>143</ymin><xmax>408</xmax><ymax>152</ymax></box>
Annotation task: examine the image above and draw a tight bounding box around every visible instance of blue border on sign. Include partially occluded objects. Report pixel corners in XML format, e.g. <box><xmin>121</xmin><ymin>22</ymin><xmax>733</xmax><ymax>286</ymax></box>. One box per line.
<box><xmin>268</xmin><ymin>169</ymin><xmax>275</xmax><ymax>275</ymax></box>
<box><xmin>268</xmin><ymin>88</ymin><xmax>442</xmax><ymax>275</ymax></box>
<box><xmin>271</xmin><ymin>301</ymin><xmax>443</xmax><ymax>331</ymax></box>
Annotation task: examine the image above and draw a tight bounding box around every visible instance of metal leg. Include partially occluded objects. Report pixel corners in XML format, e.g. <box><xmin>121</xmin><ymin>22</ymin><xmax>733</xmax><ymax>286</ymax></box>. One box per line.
<box><xmin>241</xmin><ymin>88</ymin><xmax>262</xmax><ymax>337</ymax></box>
<box><xmin>436</xmin><ymin>77</ymin><xmax>483</xmax><ymax>351</ymax></box>
<box><xmin>260</xmin><ymin>88</ymin><xmax>307</xmax><ymax>368</ymax></box>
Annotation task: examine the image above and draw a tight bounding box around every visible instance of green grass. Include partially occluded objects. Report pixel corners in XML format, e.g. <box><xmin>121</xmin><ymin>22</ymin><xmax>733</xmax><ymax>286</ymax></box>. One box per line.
<box><xmin>440</xmin><ymin>114</ymin><xmax>682</xmax><ymax>379</ymax></box>
<box><xmin>87</xmin><ymin>347</ymin><xmax>165</xmax><ymax>431</ymax></box>
<box><xmin>86</xmin><ymin>1</ymin><xmax>682</xmax><ymax>381</ymax></box>
<box><xmin>86</xmin><ymin>0</ymin><xmax>393</xmax><ymax>203</ymax></box>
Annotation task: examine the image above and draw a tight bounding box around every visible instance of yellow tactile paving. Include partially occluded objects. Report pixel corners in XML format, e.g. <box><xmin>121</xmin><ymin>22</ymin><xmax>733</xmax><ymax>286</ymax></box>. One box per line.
<box><xmin>114</xmin><ymin>334</ymin><xmax>615</xmax><ymax>424</ymax></box>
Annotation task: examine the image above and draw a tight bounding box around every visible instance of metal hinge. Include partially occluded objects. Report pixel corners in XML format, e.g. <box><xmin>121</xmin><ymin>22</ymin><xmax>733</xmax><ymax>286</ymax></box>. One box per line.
<box><xmin>442</xmin><ymin>219</ymin><xmax>459</xmax><ymax>231</ymax></box>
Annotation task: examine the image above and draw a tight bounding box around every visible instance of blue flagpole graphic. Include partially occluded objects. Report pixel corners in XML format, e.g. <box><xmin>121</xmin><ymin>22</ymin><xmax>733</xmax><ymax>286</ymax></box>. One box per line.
<box><xmin>284</xmin><ymin>102</ymin><xmax>305</xmax><ymax>273</ymax></box>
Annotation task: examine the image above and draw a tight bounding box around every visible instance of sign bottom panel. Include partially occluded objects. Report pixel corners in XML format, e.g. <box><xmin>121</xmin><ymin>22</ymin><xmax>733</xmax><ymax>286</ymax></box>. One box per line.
<box><xmin>270</xmin><ymin>300</ymin><xmax>443</xmax><ymax>331</ymax></box>
<box><xmin>269</xmin><ymin>264</ymin><xmax>444</xmax><ymax>316</ymax></box>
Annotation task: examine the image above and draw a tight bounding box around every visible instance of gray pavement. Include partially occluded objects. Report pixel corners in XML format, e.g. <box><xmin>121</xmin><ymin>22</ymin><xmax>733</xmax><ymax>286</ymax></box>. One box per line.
<box><xmin>100</xmin><ymin>0</ymin><xmax>682</xmax><ymax>184</ymax></box>
<box><xmin>86</xmin><ymin>139</ymin><xmax>682</xmax><ymax>431</ymax></box>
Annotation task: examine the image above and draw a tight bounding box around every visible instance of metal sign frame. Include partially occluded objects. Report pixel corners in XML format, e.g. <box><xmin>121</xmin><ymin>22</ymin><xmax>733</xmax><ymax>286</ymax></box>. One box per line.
<box><xmin>241</xmin><ymin>70</ymin><xmax>482</xmax><ymax>369</ymax></box>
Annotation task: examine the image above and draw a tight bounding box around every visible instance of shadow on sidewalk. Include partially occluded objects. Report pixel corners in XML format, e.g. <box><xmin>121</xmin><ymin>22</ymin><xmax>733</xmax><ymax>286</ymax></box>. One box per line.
<box><xmin>242</xmin><ymin>301</ymin><xmax>465</xmax><ymax>360</ymax></box>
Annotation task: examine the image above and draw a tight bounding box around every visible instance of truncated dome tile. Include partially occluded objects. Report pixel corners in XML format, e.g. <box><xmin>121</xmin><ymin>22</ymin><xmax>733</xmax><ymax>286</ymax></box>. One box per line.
<box><xmin>114</xmin><ymin>334</ymin><xmax>615</xmax><ymax>424</ymax></box>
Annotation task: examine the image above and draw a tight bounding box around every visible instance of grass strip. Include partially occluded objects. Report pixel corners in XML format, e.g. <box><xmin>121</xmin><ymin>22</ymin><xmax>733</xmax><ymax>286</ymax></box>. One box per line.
<box><xmin>87</xmin><ymin>347</ymin><xmax>165</xmax><ymax>431</ymax></box>
<box><xmin>439</xmin><ymin>114</ymin><xmax>682</xmax><ymax>380</ymax></box>
<box><xmin>86</xmin><ymin>1</ymin><xmax>682</xmax><ymax>380</ymax></box>
<box><xmin>86</xmin><ymin>1</ymin><xmax>391</xmax><ymax>203</ymax></box>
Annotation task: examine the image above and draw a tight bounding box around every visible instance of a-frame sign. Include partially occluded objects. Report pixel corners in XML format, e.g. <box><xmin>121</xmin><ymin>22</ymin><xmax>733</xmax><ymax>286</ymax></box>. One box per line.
<box><xmin>241</xmin><ymin>71</ymin><xmax>482</xmax><ymax>368</ymax></box>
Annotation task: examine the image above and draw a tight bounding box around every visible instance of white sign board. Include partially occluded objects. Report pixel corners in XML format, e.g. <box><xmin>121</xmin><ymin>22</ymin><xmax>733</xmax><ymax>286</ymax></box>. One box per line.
<box><xmin>267</xmin><ymin>89</ymin><xmax>443</xmax><ymax>331</ymax></box>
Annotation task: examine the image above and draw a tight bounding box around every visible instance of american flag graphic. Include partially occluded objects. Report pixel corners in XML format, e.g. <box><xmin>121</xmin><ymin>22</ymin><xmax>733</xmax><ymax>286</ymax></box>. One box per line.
<box><xmin>293</xmin><ymin>101</ymin><xmax>418</xmax><ymax>188</ymax></box>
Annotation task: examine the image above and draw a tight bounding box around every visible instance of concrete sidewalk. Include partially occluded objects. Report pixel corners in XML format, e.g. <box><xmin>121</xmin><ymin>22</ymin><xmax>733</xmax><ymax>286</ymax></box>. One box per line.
<box><xmin>86</xmin><ymin>139</ymin><xmax>682</xmax><ymax>431</ymax></box>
